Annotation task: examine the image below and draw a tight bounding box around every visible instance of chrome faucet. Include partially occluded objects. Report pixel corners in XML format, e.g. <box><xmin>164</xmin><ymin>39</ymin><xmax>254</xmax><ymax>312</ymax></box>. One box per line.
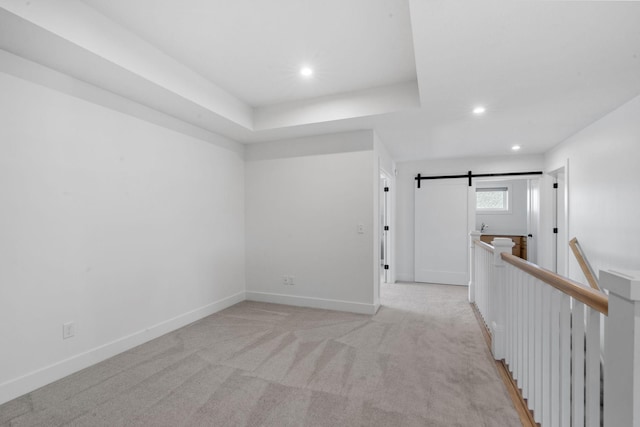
<box><xmin>481</xmin><ymin>222</ymin><xmax>488</xmax><ymax>233</ymax></box>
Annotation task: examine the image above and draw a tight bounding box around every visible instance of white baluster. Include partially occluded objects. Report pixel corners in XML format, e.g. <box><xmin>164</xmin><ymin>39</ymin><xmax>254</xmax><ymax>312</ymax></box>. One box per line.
<box><xmin>532</xmin><ymin>279</ymin><xmax>542</xmax><ymax>422</ymax></box>
<box><xmin>526</xmin><ymin>274</ymin><xmax>535</xmax><ymax>402</ymax></box>
<box><xmin>572</xmin><ymin>301</ymin><xmax>586</xmax><ymax>426</ymax></box>
<box><xmin>521</xmin><ymin>273</ymin><xmax>530</xmax><ymax>399</ymax></box>
<box><xmin>483</xmin><ymin>249</ymin><xmax>488</xmax><ymax>321</ymax></box>
<box><xmin>542</xmin><ymin>285</ymin><xmax>552</xmax><ymax>426</ymax></box>
<box><xmin>478</xmin><ymin>250</ymin><xmax>483</xmax><ymax>318</ymax></box>
<box><xmin>550</xmin><ymin>288</ymin><xmax>561</xmax><ymax>427</ymax></box>
<box><xmin>468</xmin><ymin>231</ymin><xmax>481</xmax><ymax>303</ymax></box>
<box><xmin>559</xmin><ymin>293</ymin><xmax>571</xmax><ymax>426</ymax></box>
<box><xmin>477</xmin><ymin>251</ymin><xmax>483</xmax><ymax>320</ymax></box>
<box><xmin>585</xmin><ymin>307</ymin><xmax>601</xmax><ymax>427</ymax></box>
<box><xmin>511</xmin><ymin>267</ymin><xmax>517</xmax><ymax>376</ymax></box>
<box><xmin>485</xmin><ymin>249</ymin><xmax>490</xmax><ymax>322</ymax></box>
<box><xmin>505</xmin><ymin>265</ymin><xmax>512</xmax><ymax>368</ymax></box>
<box><xmin>513</xmin><ymin>269</ymin><xmax>521</xmax><ymax>383</ymax></box>
<box><xmin>518</xmin><ymin>273</ymin><xmax>527</xmax><ymax>393</ymax></box>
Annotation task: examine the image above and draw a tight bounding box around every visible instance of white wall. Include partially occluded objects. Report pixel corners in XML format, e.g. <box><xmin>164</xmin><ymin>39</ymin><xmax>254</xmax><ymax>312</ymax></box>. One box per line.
<box><xmin>544</xmin><ymin>94</ymin><xmax>640</xmax><ymax>283</ymax></box>
<box><xmin>0</xmin><ymin>70</ymin><xmax>246</xmax><ymax>404</ymax></box>
<box><xmin>245</xmin><ymin>131</ymin><xmax>377</xmax><ymax>314</ymax></box>
<box><xmin>476</xmin><ymin>179</ymin><xmax>529</xmax><ymax>236</ymax></box>
<box><xmin>395</xmin><ymin>155</ymin><xmax>544</xmax><ymax>282</ymax></box>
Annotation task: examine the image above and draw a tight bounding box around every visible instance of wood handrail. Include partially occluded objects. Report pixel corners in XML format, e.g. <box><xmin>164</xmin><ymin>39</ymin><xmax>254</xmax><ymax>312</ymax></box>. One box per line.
<box><xmin>569</xmin><ymin>237</ymin><xmax>600</xmax><ymax>291</ymax></box>
<box><xmin>474</xmin><ymin>240</ymin><xmax>494</xmax><ymax>253</ymax></box>
<box><xmin>501</xmin><ymin>252</ymin><xmax>608</xmax><ymax>315</ymax></box>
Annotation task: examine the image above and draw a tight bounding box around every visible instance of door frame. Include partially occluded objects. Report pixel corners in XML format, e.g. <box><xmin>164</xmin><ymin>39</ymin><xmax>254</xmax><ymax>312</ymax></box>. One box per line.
<box><xmin>549</xmin><ymin>165</ymin><xmax>569</xmax><ymax>276</ymax></box>
<box><xmin>473</xmin><ymin>175</ymin><xmax>542</xmax><ymax>263</ymax></box>
<box><xmin>379</xmin><ymin>169</ymin><xmax>393</xmax><ymax>285</ymax></box>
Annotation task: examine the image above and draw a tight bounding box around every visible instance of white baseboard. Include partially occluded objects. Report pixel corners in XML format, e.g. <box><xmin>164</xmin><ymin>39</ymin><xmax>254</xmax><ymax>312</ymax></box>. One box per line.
<box><xmin>395</xmin><ymin>274</ymin><xmax>414</xmax><ymax>282</ymax></box>
<box><xmin>246</xmin><ymin>291</ymin><xmax>377</xmax><ymax>315</ymax></box>
<box><xmin>0</xmin><ymin>291</ymin><xmax>245</xmax><ymax>406</ymax></box>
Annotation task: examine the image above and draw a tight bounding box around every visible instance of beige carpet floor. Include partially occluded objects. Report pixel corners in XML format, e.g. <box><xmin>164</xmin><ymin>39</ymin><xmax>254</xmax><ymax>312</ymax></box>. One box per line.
<box><xmin>0</xmin><ymin>283</ymin><xmax>521</xmax><ymax>426</ymax></box>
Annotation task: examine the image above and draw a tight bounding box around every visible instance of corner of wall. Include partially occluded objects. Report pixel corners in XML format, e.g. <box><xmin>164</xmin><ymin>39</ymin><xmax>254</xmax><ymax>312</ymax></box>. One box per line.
<box><xmin>244</xmin><ymin>130</ymin><xmax>377</xmax><ymax>313</ymax></box>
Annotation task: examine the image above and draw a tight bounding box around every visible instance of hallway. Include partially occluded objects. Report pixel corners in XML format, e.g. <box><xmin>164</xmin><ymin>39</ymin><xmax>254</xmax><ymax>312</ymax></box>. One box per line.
<box><xmin>0</xmin><ymin>284</ymin><xmax>519</xmax><ymax>426</ymax></box>
<box><xmin>378</xmin><ymin>282</ymin><xmax>520</xmax><ymax>425</ymax></box>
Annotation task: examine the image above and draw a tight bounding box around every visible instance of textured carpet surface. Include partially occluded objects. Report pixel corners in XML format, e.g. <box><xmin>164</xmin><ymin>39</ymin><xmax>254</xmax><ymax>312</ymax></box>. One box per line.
<box><xmin>1</xmin><ymin>283</ymin><xmax>521</xmax><ymax>426</ymax></box>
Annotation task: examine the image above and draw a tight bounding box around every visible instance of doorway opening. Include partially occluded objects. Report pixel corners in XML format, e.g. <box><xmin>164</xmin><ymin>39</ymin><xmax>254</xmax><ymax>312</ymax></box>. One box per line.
<box><xmin>549</xmin><ymin>167</ymin><xmax>568</xmax><ymax>275</ymax></box>
<box><xmin>474</xmin><ymin>177</ymin><xmax>541</xmax><ymax>263</ymax></box>
<box><xmin>380</xmin><ymin>171</ymin><xmax>392</xmax><ymax>285</ymax></box>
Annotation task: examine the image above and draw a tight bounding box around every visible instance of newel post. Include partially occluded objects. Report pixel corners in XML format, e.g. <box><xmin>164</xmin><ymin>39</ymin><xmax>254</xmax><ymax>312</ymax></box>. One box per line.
<box><xmin>491</xmin><ymin>238</ymin><xmax>514</xmax><ymax>360</ymax></box>
<box><xmin>468</xmin><ymin>231</ymin><xmax>482</xmax><ymax>304</ymax></box>
<box><xmin>601</xmin><ymin>270</ymin><xmax>640</xmax><ymax>427</ymax></box>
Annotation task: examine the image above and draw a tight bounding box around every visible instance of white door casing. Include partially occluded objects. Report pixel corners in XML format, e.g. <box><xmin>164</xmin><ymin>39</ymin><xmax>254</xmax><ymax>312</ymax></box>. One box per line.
<box><xmin>527</xmin><ymin>178</ymin><xmax>541</xmax><ymax>264</ymax></box>
<box><xmin>379</xmin><ymin>173</ymin><xmax>390</xmax><ymax>284</ymax></box>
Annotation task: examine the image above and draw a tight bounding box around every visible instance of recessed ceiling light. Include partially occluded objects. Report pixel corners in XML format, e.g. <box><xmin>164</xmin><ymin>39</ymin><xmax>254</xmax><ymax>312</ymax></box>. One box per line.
<box><xmin>300</xmin><ymin>66</ymin><xmax>313</xmax><ymax>77</ymax></box>
<box><xmin>512</xmin><ymin>145</ymin><xmax>521</xmax><ymax>151</ymax></box>
<box><xmin>473</xmin><ymin>106</ymin><xmax>486</xmax><ymax>115</ymax></box>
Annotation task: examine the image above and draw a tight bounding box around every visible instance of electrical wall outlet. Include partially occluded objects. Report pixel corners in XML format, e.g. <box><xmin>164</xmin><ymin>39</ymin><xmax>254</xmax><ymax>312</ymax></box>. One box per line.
<box><xmin>282</xmin><ymin>275</ymin><xmax>295</xmax><ymax>285</ymax></box>
<box><xmin>63</xmin><ymin>322</ymin><xmax>75</xmax><ymax>339</ymax></box>
<box><xmin>289</xmin><ymin>275</ymin><xmax>295</xmax><ymax>285</ymax></box>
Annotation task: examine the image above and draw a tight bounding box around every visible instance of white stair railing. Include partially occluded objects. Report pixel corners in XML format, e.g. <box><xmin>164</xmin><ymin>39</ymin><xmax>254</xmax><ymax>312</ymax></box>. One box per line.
<box><xmin>469</xmin><ymin>230</ymin><xmax>492</xmax><ymax>330</ymax></box>
<box><xmin>468</xmin><ymin>231</ymin><xmax>640</xmax><ymax>427</ymax></box>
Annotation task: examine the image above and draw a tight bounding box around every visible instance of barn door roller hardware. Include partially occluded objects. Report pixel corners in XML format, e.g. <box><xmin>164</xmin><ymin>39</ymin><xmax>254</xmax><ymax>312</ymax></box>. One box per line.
<box><xmin>414</xmin><ymin>170</ymin><xmax>543</xmax><ymax>188</ymax></box>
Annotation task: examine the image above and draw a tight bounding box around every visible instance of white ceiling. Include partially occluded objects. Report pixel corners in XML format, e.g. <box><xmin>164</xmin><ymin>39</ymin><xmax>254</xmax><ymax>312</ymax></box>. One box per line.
<box><xmin>82</xmin><ymin>0</ymin><xmax>417</xmax><ymax>108</ymax></box>
<box><xmin>1</xmin><ymin>0</ymin><xmax>639</xmax><ymax>161</ymax></box>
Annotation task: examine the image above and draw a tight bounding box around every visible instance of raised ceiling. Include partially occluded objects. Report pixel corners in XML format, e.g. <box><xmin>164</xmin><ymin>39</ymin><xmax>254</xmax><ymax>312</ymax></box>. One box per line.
<box><xmin>82</xmin><ymin>0</ymin><xmax>417</xmax><ymax>108</ymax></box>
<box><xmin>1</xmin><ymin>0</ymin><xmax>639</xmax><ymax>161</ymax></box>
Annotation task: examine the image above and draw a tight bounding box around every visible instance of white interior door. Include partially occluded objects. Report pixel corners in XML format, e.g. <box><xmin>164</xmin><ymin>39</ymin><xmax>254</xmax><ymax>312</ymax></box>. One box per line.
<box><xmin>527</xmin><ymin>178</ymin><xmax>541</xmax><ymax>264</ymax></box>
<box><xmin>414</xmin><ymin>180</ymin><xmax>472</xmax><ymax>285</ymax></box>
<box><xmin>554</xmin><ymin>170</ymin><xmax>567</xmax><ymax>276</ymax></box>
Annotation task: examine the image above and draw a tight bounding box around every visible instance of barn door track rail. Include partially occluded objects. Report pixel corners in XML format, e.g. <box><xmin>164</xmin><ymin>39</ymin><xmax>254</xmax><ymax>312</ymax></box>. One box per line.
<box><xmin>415</xmin><ymin>170</ymin><xmax>543</xmax><ymax>188</ymax></box>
